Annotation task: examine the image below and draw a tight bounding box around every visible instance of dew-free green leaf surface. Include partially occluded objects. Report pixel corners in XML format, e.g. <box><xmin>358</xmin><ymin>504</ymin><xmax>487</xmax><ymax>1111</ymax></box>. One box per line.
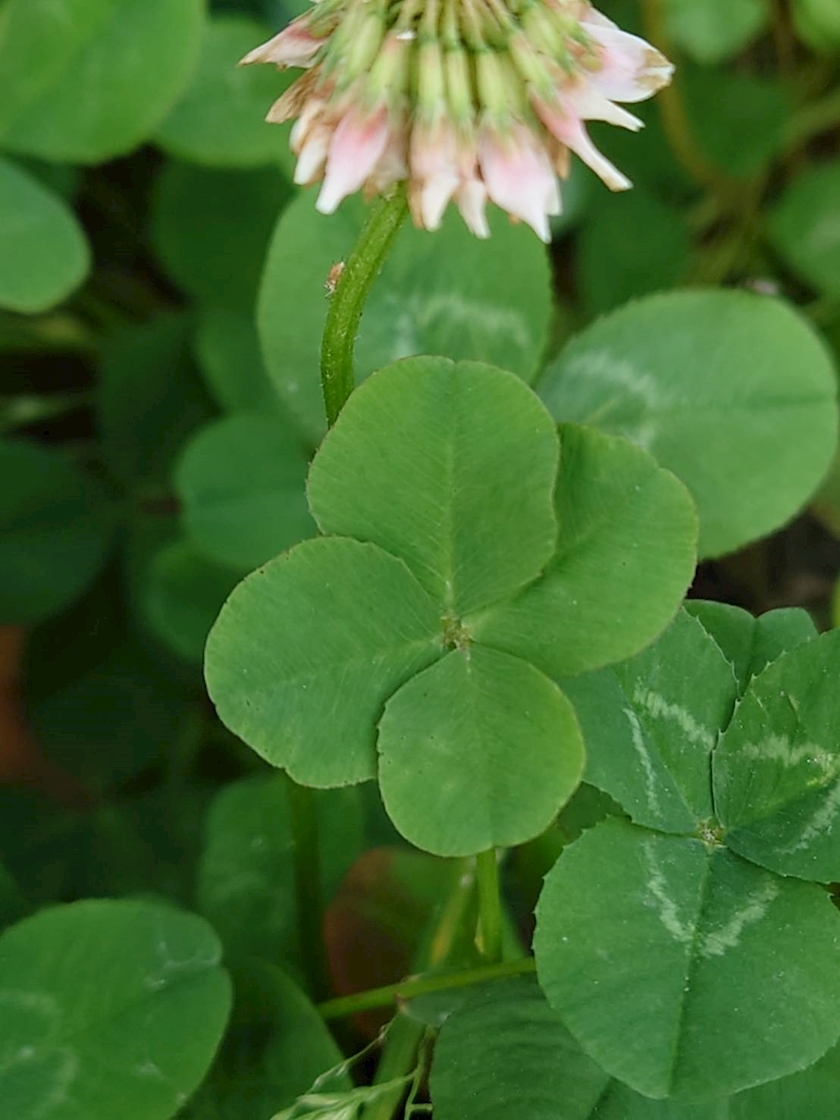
<box><xmin>259</xmin><ymin>192</ymin><xmax>553</xmax><ymax>440</ymax></box>
<box><xmin>308</xmin><ymin>358</ymin><xmax>559</xmax><ymax>616</ymax></box>
<box><xmin>155</xmin><ymin>14</ymin><xmax>294</xmax><ymax>168</ymax></box>
<box><xmin>0</xmin><ymin>0</ymin><xmax>205</xmax><ymax>163</ymax></box>
<box><xmin>176</xmin><ymin>414</ymin><xmax>315</xmax><ymax>571</ymax></box>
<box><xmin>592</xmin><ymin>1041</ymin><xmax>840</xmax><ymax>1118</ymax></box>
<box><xmin>535</xmin><ymin>818</ymin><xmax>840</xmax><ymax>1100</ymax></box>
<box><xmin>714</xmin><ymin>629</ymin><xmax>840</xmax><ymax>882</ymax></box>
<box><xmin>378</xmin><ymin>646</ymin><xmax>583</xmax><ymax>856</ymax></box>
<box><xmin>0</xmin><ymin>158</ymin><xmax>89</xmax><ymax>313</ymax></box>
<box><xmin>470</xmin><ymin>425</ymin><xmax>697</xmax><ymax>677</ymax></box>
<box><xmin>685</xmin><ymin>600</ymin><xmax>817</xmax><ymax>695</ymax></box>
<box><xmin>0</xmin><ymin>899</ymin><xmax>231</xmax><ymax>1120</ymax></box>
<box><xmin>205</xmin><ymin>537</ymin><xmax>442</xmax><ymax>786</ymax></box>
<box><xmin>538</xmin><ymin>291</ymin><xmax>838</xmax><ymax>558</ymax></box>
<box><xmin>430</xmin><ymin>977</ymin><xmax>610</xmax><ymax>1120</ymax></box>
<box><xmin>562</xmin><ymin>610</ymin><xmax>737</xmax><ymax>833</ymax></box>
<box><xmin>0</xmin><ymin>440</ymin><xmax>114</xmax><ymax>624</ymax></box>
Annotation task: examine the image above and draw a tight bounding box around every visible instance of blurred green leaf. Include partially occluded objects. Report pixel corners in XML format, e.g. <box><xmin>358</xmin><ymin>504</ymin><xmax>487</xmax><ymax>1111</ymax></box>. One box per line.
<box><xmin>0</xmin><ymin>898</ymin><xmax>231</xmax><ymax>1120</ymax></box>
<box><xmin>0</xmin><ymin>440</ymin><xmax>115</xmax><ymax>624</ymax></box>
<box><xmin>142</xmin><ymin>539</ymin><xmax>242</xmax><ymax>666</ymax></box>
<box><xmin>0</xmin><ymin>158</ymin><xmax>89</xmax><ymax>313</ymax></box>
<box><xmin>196</xmin><ymin>774</ymin><xmax>362</xmax><ymax>966</ymax></box>
<box><xmin>176</xmin><ymin>414</ymin><xmax>314</xmax><ymax>571</ymax></box>
<box><xmin>152</xmin><ymin>161</ymin><xmax>291</xmax><ymax>310</ymax></box>
<box><xmin>664</xmin><ymin>0</ymin><xmax>767</xmax><ymax>64</ymax></box>
<box><xmin>155</xmin><ymin>14</ymin><xmax>295</xmax><ymax>168</ymax></box>
<box><xmin>97</xmin><ymin>313</ymin><xmax>215</xmax><ymax>489</ymax></box>
<box><xmin>194</xmin><ymin>308</ymin><xmax>289</xmax><ymax>416</ymax></box>
<box><xmin>0</xmin><ymin>0</ymin><xmax>205</xmax><ymax>163</ymax></box>
<box><xmin>770</xmin><ymin>159</ymin><xmax>840</xmax><ymax>298</ymax></box>
<box><xmin>577</xmin><ymin>189</ymin><xmax>690</xmax><ymax>314</ymax></box>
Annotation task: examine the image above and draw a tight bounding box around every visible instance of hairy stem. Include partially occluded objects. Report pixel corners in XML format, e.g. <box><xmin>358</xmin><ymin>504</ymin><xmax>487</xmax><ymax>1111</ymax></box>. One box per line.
<box><xmin>319</xmin><ymin>185</ymin><xmax>409</xmax><ymax>426</ymax></box>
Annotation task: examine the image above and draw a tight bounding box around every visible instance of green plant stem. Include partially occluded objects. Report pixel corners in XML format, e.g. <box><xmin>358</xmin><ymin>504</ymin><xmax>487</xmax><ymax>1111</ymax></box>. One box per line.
<box><xmin>319</xmin><ymin>956</ymin><xmax>536</xmax><ymax>1021</ymax></box>
<box><xmin>287</xmin><ymin>778</ymin><xmax>329</xmax><ymax>1001</ymax></box>
<box><xmin>357</xmin><ymin>860</ymin><xmax>478</xmax><ymax>1120</ymax></box>
<box><xmin>362</xmin><ymin>1015</ymin><xmax>426</xmax><ymax>1120</ymax></box>
<box><xmin>476</xmin><ymin>848</ymin><xmax>504</xmax><ymax>963</ymax></box>
<box><xmin>319</xmin><ymin>185</ymin><xmax>409</xmax><ymax>426</ymax></box>
<box><xmin>294</xmin><ymin>186</ymin><xmax>408</xmax><ymax>1019</ymax></box>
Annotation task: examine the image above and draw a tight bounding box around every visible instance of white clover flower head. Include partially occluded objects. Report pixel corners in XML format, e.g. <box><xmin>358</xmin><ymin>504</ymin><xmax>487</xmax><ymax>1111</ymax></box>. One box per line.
<box><xmin>241</xmin><ymin>0</ymin><xmax>674</xmax><ymax>241</ymax></box>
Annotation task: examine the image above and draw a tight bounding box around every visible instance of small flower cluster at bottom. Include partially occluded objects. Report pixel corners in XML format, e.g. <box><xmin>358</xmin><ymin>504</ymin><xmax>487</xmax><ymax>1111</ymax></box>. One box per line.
<box><xmin>241</xmin><ymin>0</ymin><xmax>673</xmax><ymax>241</ymax></box>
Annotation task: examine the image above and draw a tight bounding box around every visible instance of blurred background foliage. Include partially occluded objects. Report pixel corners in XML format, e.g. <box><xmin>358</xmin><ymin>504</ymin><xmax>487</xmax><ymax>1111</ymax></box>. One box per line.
<box><xmin>1</xmin><ymin>0</ymin><xmax>840</xmax><ymax>1111</ymax></box>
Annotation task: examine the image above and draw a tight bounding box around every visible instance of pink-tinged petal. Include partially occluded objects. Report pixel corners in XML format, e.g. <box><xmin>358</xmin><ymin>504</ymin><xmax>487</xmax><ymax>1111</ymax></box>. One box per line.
<box><xmin>582</xmin><ymin>22</ymin><xmax>674</xmax><ymax>102</ymax></box>
<box><xmin>240</xmin><ymin>20</ymin><xmax>322</xmax><ymax>69</ymax></box>
<box><xmin>534</xmin><ymin>100</ymin><xmax>631</xmax><ymax>191</ymax></box>
<box><xmin>562</xmin><ymin>84</ymin><xmax>643</xmax><ymax>131</ymax></box>
<box><xmin>316</xmin><ymin>106</ymin><xmax>390</xmax><ymax>213</ymax></box>
<box><xmin>289</xmin><ymin>89</ymin><xmax>329</xmax><ymax>151</ymax></box>
<box><xmin>455</xmin><ymin>177</ymin><xmax>490</xmax><ymax>239</ymax></box>
<box><xmin>478</xmin><ymin>123</ymin><xmax>560</xmax><ymax>243</ymax></box>
<box><xmin>409</xmin><ymin>119</ymin><xmax>460</xmax><ymax>230</ymax></box>
<box><xmin>364</xmin><ymin>123</ymin><xmax>409</xmax><ymax>198</ymax></box>
<box><xmin>294</xmin><ymin>122</ymin><xmax>333</xmax><ymax>185</ymax></box>
<box><xmin>579</xmin><ymin>5</ymin><xmax>617</xmax><ymax>30</ymax></box>
<box><xmin>267</xmin><ymin>75</ymin><xmax>315</xmax><ymax>126</ymax></box>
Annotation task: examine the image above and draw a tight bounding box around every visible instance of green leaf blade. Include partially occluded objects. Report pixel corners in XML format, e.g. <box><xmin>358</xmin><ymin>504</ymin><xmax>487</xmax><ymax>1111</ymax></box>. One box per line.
<box><xmin>430</xmin><ymin>977</ymin><xmax>611</xmax><ymax>1120</ymax></box>
<box><xmin>308</xmin><ymin>357</ymin><xmax>559</xmax><ymax>616</ymax></box>
<box><xmin>535</xmin><ymin>819</ymin><xmax>840</xmax><ymax>1100</ymax></box>
<box><xmin>685</xmin><ymin>600</ymin><xmax>818</xmax><ymax>696</ymax></box>
<box><xmin>378</xmin><ymin>646</ymin><xmax>584</xmax><ymax>856</ymax></box>
<box><xmin>470</xmin><ymin>425</ymin><xmax>697</xmax><ymax>678</ymax></box>
<box><xmin>0</xmin><ymin>899</ymin><xmax>231</xmax><ymax>1120</ymax></box>
<box><xmin>714</xmin><ymin>629</ymin><xmax>840</xmax><ymax>882</ymax></box>
<box><xmin>563</xmin><ymin>610</ymin><xmax>737</xmax><ymax>834</ymax></box>
<box><xmin>204</xmin><ymin>537</ymin><xmax>443</xmax><ymax>786</ymax></box>
<box><xmin>154</xmin><ymin>14</ymin><xmax>295</xmax><ymax>168</ymax></box>
<box><xmin>538</xmin><ymin>291</ymin><xmax>838</xmax><ymax>558</ymax></box>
